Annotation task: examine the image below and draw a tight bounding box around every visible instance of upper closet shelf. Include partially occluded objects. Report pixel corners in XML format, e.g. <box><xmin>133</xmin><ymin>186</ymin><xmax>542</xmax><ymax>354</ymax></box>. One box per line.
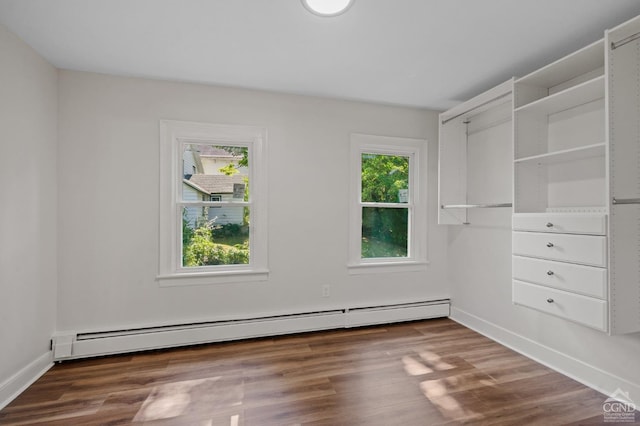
<box><xmin>515</xmin><ymin>142</ymin><xmax>605</xmax><ymax>165</ymax></box>
<box><xmin>440</xmin><ymin>79</ymin><xmax>513</xmax><ymax>125</ymax></box>
<box><xmin>515</xmin><ymin>75</ymin><xmax>604</xmax><ymax>115</ymax></box>
<box><xmin>516</xmin><ymin>39</ymin><xmax>604</xmax><ymax>88</ymax></box>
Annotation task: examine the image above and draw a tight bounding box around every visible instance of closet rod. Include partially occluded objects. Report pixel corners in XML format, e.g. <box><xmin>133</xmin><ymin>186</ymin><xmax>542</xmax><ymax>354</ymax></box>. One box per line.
<box><xmin>466</xmin><ymin>116</ymin><xmax>512</xmax><ymax>136</ymax></box>
<box><xmin>441</xmin><ymin>203</ymin><xmax>512</xmax><ymax>209</ymax></box>
<box><xmin>441</xmin><ymin>92</ymin><xmax>511</xmax><ymax>125</ymax></box>
<box><xmin>612</xmin><ymin>197</ymin><xmax>640</xmax><ymax>205</ymax></box>
<box><xmin>611</xmin><ymin>31</ymin><xmax>640</xmax><ymax>50</ymax></box>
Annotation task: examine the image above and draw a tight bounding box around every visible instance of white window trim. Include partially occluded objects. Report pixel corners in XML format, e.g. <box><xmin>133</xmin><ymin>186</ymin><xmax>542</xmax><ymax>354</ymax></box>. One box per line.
<box><xmin>158</xmin><ymin>120</ymin><xmax>268</xmax><ymax>285</ymax></box>
<box><xmin>348</xmin><ymin>133</ymin><xmax>428</xmax><ymax>274</ymax></box>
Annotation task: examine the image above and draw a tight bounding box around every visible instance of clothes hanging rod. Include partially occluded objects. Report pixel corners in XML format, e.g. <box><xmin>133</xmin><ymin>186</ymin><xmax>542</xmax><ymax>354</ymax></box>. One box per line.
<box><xmin>611</xmin><ymin>31</ymin><xmax>640</xmax><ymax>50</ymax></box>
<box><xmin>441</xmin><ymin>203</ymin><xmax>512</xmax><ymax>209</ymax></box>
<box><xmin>441</xmin><ymin>92</ymin><xmax>511</xmax><ymax>125</ymax></box>
<box><xmin>466</xmin><ymin>116</ymin><xmax>512</xmax><ymax>136</ymax></box>
<box><xmin>612</xmin><ymin>197</ymin><xmax>640</xmax><ymax>205</ymax></box>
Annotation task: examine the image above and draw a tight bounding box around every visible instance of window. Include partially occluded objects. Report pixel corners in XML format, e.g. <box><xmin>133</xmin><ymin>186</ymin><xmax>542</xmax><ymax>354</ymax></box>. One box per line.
<box><xmin>349</xmin><ymin>134</ymin><xmax>428</xmax><ymax>273</ymax></box>
<box><xmin>210</xmin><ymin>195</ymin><xmax>222</xmax><ymax>208</ymax></box>
<box><xmin>159</xmin><ymin>120</ymin><xmax>268</xmax><ymax>285</ymax></box>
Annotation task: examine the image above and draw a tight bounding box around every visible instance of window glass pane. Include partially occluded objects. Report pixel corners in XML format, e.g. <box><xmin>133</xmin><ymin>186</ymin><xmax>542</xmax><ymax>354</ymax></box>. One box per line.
<box><xmin>361</xmin><ymin>153</ymin><xmax>409</xmax><ymax>203</ymax></box>
<box><xmin>361</xmin><ymin>207</ymin><xmax>408</xmax><ymax>258</ymax></box>
<box><xmin>182</xmin><ymin>144</ymin><xmax>249</xmax><ymax>202</ymax></box>
<box><xmin>181</xmin><ymin>206</ymin><xmax>250</xmax><ymax>267</ymax></box>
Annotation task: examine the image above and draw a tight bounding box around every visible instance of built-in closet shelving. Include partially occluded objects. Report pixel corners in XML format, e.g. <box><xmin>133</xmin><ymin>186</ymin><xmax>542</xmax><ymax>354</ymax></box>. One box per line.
<box><xmin>438</xmin><ymin>79</ymin><xmax>513</xmax><ymax>225</ymax></box>
<box><xmin>511</xmin><ymin>15</ymin><xmax>640</xmax><ymax>334</ymax></box>
<box><xmin>439</xmin><ymin>13</ymin><xmax>640</xmax><ymax>335</ymax></box>
<box><xmin>513</xmin><ymin>38</ymin><xmax>607</xmax><ymax>214</ymax></box>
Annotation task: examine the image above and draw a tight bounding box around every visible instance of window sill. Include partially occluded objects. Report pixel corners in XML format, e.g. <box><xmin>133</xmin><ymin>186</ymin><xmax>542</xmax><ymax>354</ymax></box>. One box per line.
<box><xmin>157</xmin><ymin>269</ymin><xmax>269</xmax><ymax>287</ymax></box>
<box><xmin>347</xmin><ymin>260</ymin><xmax>429</xmax><ymax>275</ymax></box>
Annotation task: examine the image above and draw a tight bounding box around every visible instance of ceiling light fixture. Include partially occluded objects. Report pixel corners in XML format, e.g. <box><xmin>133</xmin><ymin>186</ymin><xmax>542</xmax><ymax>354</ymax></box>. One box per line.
<box><xmin>302</xmin><ymin>0</ymin><xmax>354</xmax><ymax>17</ymax></box>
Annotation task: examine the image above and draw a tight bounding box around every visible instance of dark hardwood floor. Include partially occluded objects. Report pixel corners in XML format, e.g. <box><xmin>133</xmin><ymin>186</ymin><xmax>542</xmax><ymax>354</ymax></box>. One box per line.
<box><xmin>0</xmin><ymin>318</ymin><xmax>632</xmax><ymax>425</ymax></box>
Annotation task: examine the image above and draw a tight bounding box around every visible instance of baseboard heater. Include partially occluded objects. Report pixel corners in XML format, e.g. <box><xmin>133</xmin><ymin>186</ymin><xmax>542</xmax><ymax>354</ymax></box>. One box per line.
<box><xmin>52</xmin><ymin>299</ymin><xmax>450</xmax><ymax>361</ymax></box>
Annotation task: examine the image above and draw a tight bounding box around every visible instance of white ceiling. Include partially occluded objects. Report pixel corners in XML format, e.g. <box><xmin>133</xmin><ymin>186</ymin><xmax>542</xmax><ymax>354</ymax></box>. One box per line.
<box><xmin>2</xmin><ymin>0</ymin><xmax>640</xmax><ymax>110</ymax></box>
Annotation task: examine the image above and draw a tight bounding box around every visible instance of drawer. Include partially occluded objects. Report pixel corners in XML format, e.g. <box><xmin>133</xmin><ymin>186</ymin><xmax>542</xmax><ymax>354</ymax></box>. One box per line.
<box><xmin>512</xmin><ymin>232</ymin><xmax>607</xmax><ymax>267</ymax></box>
<box><xmin>513</xmin><ymin>280</ymin><xmax>607</xmax><ymax>331</ymax></box>
<box><xmin>512</xmin><ymin>256</ymin><xmax>607</xmax><ymax>299</ymax></box>
<box><xmin>513</xmin><ymin>213</ymin><xmax>606</xmax><ymax>235</ymax></box>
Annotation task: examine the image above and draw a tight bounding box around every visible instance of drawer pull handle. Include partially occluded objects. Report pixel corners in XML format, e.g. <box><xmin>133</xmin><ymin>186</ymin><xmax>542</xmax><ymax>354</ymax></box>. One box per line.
<box><xmin>546</xmin><ymin>270</ymin><xmax>554</xmax><ymax>276</ymax></box>
<box><xmin>546</xmin><ymin>242</ymin><xmax>554</xmax><ymax>248</ymax></box>
<box><xmin>546</xmin><ymin>222</ymin><xmax>553</xmax><ymax>228</ymax></box>
<box><xmin>546</xmin><ymin>298</ymin><xmax>554</xmax><ymax>303</ymax></box>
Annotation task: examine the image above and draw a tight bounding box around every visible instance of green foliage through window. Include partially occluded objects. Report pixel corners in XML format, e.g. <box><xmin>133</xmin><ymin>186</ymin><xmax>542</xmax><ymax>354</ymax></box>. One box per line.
<box><xmin>182</xmin><ymin>221</ymin><xmax>249</xmax><ymax>267</ymax></box>
<box><xmin>361</xmin><ymin>153</ymin><xmax>409</xmax><ymax>203</ymax></box>
<box><xmin>360</xmin><ymin>153</ymin><xmax>410</xmax><ymax>258</ymax></box>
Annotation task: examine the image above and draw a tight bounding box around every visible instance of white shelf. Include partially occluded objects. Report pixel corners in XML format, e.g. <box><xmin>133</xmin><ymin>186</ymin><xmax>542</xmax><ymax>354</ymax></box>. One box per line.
<box><xmin>440</xmin><ymin>79</ymin><xmax>513</xmax><ymax>125</ymax></box>
<box><xmin>512</xmin><ymin>13</ymin><xmax>640</xmax><ymax>335</ymax></box>
<box><xmin>515</xmin><ymin>143</ymin><xmax>606</xmax><ymax>165</ymax></box>
<box><xmin>516</xmin><ymin>39</ymin><xmax>604</xmax><ymax>88</ymax></box>
<box><xmin>515</xmin><ymin>75</ymin><xmax>604</xmax><ymax>115</ymax></box>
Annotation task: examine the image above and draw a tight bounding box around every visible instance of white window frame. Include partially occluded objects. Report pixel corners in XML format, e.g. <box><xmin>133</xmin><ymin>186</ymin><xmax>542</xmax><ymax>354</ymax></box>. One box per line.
<box><xmin>348</xmin><ymin>133</ymin><xmax>428</xmax><ymax>274</ymax></box>
<box><xmin>158</xmin><ymin>120</ymin><xmax>268</xmax><ymax>285</ymax></box>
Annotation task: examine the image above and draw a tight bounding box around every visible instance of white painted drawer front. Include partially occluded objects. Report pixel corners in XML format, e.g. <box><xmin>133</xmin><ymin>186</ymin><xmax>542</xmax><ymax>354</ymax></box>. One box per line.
<box><xmin>512</xmin><ymin>256</ymin><xmax>607</xmax><ymax>299</ymax></box>
<box><xmin>513</xmin><ymin>214</ymin><xmax>607</xmax><ymax>235</ymax></box>
<box><xmin>512</xmin><ymin>232</ymin><xmax>607</xmax><ymax>267</ymax></box>
<box><xmin>513</xmin><ymin>280</ymin><xmax>607</xmax><ymax>331</ymax></box>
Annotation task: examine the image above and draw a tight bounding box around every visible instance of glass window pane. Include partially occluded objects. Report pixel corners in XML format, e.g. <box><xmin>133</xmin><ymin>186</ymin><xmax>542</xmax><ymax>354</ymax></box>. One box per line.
<box><xmin>361</xmin><ymin>207</ymin><xmax>408</xmax><ymax>258</ymax></box>
<box><xmin>181</xmin><ymin>206</ymin><xmax>250</xmax><ymax>267</ymax></box>
<box><xmin>361</xmin><ymin>153</ymin><xmax>409</xmax><ymax>203</ymax></box>
<box><xmin>182</xmin><ymin>144</ymin><xmax>249</xmax><ymax>202</ymax></box>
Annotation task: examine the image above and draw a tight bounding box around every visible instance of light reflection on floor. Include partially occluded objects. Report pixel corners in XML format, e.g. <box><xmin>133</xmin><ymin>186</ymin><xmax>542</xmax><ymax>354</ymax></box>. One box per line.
<box><xmin>402</xmin><ymin>355</ymin><xmax>434</xmax><ymax>375</ymax></box>
<box><xmin>133</xmin><ymin>342</ymin><xmax>489</xmax><ymax>424</ymax></box>
<box><xmin>403</xmin><ymin>350</ymin><xmax>482</xmax><ymax>421</ymax></box>
<box><xmin>419</xmin><ymin>350</ymin><xmax>455</xmax><ymax>371</ymax></box>
<box><xmin>230</xmin><ymin>413</ymin><xmax>240</xmax><ymax>426</ymax></box>
<box><xmin>133</xmin><ymin>376</ymin><xmax>243</xmax><ymax>423</ymax></box>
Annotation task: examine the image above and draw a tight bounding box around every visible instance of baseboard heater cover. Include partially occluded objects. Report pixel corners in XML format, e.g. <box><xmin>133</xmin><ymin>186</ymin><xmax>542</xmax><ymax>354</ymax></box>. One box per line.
<box><xmin>53</xmin><ymin>300</ymin><xmax>450</xmax><ymax>360</ymax></box>
<box><xmin>344</xmin><ymin>300</ymin><xmax>450</xmax><ymax>327</ymax></box>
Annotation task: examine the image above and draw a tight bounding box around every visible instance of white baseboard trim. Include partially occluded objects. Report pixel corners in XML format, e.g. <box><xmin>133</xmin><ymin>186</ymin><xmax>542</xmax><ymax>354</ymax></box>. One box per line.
<box><xmin>450</xmin><ymin>307</ymin><xmax>640</xmax><ymax>399</ymax></box>
<box><xmin>0</xmin><ymin>351</ymin><xmax>53</xmax><ymax>410</ymax></box>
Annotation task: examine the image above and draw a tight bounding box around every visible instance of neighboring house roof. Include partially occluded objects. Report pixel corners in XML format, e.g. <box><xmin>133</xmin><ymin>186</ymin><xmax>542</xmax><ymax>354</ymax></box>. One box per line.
<box><xmin>182</xmin><ymin>179</ymin><xmax>210</xmax><ymax>196</ymax></box>
<box><xmin>192</xmin><ymin>145</ymin><xmax>241</xmax><ymax>158</ymax></box>
<box><xmin>186</xmin><ymin>174</ymin><xmax>246</xmax><ymax>194</ymax></box>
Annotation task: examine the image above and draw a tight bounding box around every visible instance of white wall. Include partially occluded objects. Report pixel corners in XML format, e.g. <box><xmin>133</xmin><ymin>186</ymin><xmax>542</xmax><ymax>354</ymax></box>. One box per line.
<box><xmin>57</xmin><ymin>71</ymin><xmax>449</xmax><ymax>332</ymax></box>
<box><xmin>0</xmin><ymin>24</ymin><xmax>57</xmax><ymax>405</ymax></box>
<box><xmin>448</xmin><ymin>118</ymin><xmax>640</xmax><ymax>397</ymax></box>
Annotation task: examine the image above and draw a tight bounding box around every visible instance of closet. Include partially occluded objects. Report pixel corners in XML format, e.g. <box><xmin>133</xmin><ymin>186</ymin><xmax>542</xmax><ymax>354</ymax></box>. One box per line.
<box><xmin>511</xmin><ymin>36</ymin><xmax>610</xmax><ymax>332</ymax></box>
<box><xmin>440</xmin><ymin>14</ymin><xmax>640</xmax><ymax>335</ymax></box>
<box><xmin>438</xmin><ymin>79</ymin><xmax>513</xmax><ymax>226</ymax></box>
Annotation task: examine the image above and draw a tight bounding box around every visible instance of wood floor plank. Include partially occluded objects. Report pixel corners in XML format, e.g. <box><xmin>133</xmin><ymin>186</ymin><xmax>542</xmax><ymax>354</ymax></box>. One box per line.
<box><xmin>243</xmin><ymin>377</ymin><xmax>336</xmax><ymax>409</ymax></box>
<box><xmin>1</xmin><ymin>319</ymin><xmax>636</xmax><ymax>425</ymax></box>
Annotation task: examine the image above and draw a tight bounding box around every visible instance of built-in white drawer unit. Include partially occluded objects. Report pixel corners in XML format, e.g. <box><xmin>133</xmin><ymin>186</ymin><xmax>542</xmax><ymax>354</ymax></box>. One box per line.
<box><xmin>506</xmin><ymin>12</ymin><xmax>640</xmax><ymax>334</ymax></box>
<box><xmin>512</xmin><ymin>255</ymin><xmax>607</xmax><ymax>299</ymax></box>
<box><xmin>513</xmin><ymin>213</ymin><xmax>607</xmax><ymax>235</ymax></box>
<box><xmin>512</xmin><ymin>231</ymin><xmax>607</xmax><ymax>267</ymax></box>
<box><xmin>513</xmin><ymin>280</ymin><xmax>608</xmax><ymax>331</ymax></box>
